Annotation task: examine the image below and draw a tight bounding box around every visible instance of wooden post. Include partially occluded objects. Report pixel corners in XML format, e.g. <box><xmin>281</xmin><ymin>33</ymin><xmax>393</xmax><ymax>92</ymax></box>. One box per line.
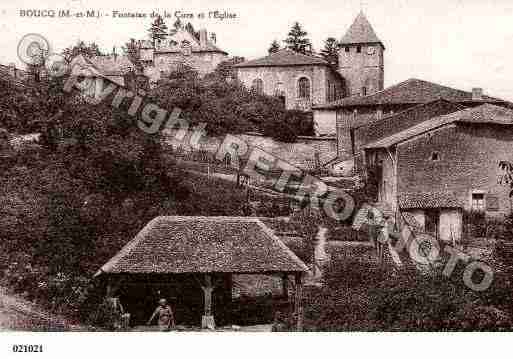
<box><xmin>106</xmin><ymin>277</ymin><xmax>113</xmax><ymax>298</ymax></box>
<box><xmin>201</xmin><ymin>274</ymin><xmax>215</xmax><ymax>329</ymax></box>
<box><xmin>294</xmin><ymin>273</ymin><xmax>303</xmax><ymax>332</ymax></box>
<box><xmin>281</xmin><ymin>274</ymin><xmax>289</xmax><ymax>300</ymax></box>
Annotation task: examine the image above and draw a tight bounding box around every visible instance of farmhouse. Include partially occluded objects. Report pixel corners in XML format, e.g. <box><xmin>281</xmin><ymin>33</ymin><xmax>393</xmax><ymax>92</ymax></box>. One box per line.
<box><xmin>363</xmin><ymin>104</ymin><xmax>513</xmax><ymax>241</ymax></box>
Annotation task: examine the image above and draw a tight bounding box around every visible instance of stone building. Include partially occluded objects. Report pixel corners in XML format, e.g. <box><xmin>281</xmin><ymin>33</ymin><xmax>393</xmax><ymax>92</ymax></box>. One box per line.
<box><xmin>69</xmin><ymin>54</ymin><xmax>145</xmax><ymax>97</ymax></box>
<box><xmin>338</xmin><ymin>11</ymin><xmax>385</xmax><ymax>98</ymax></box>
<box><xmin>235</xmin><ymin>11</ymin><xmax>384</xmax><ymax>117</ymax></box>
<box><xmin>314</xmin><ymin>78</ymin><xmax>512</xmax><ymax>158</ymax></box>
<box><xmin>136</xmin><ymin>27</ymin><xmax>228</xmax><ymax>81</ymax></box>
<box><xmin>363</xmin><ymin>104</ymin><xmax>513</xmax><ymax>241</ymax></box>
<box><xmin>234</xmin><ymin>49</ymin><xmax>344</xmax><ymax>112</ymax></box>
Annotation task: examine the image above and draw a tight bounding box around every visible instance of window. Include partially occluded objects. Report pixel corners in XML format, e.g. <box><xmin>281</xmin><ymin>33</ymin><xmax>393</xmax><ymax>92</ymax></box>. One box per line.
<box><xmin>298</xmin><ymin>77</ymin><xmax>310</xmax><ymax>99</ymax></box>
<box><xmin>252</xmin><ymin>78</ymin><xmax>264</xmax><ymax>94</ymax></box>
<box><xmin>430</xmin><ymin>151</ymin><xmax>441</xmax><ymax>161</ymax></box>
<box><xmin>356</xmin><ymin>46</ymin><xmax>362</xmax><ymax>53</ymax></box>
<box><xmin>472</xmin><ymin>193</ymin><xmax>485</xmax><ymax>211</ymax></box>
<box><xmin>361</xmin><ymin>87</ymin><xmax>367</xmax><ymax>96</ymax></box>
<box><xmin>181</xmin><ymin>40</ymin><xmax>192</xmax><ymax>56</ymax></box>
<box><xmin>486</xmin><ymin>195</ymin><xmax>499</xmax><ymax>211</ymax></box>
<box><xmin>345</xmin><ymin>47</ymin><xmax>350</xmax><ymax>52</ymax></box>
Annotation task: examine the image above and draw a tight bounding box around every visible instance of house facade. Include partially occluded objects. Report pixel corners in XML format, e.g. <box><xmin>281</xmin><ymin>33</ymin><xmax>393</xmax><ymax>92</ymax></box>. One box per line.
<box><xmin>235</xmin><ymin>50</ymin><xmax>343</xmax><ymax>111</ymax></box>
<box><xmin>136</xmin><ymin>27</ymin><xmax>228</xmax><ymax>81</ymax></box>
<box><xmin>363</xmin><ymin>104</ymin><xmax>513</xmax><ymax>242</ymax></box>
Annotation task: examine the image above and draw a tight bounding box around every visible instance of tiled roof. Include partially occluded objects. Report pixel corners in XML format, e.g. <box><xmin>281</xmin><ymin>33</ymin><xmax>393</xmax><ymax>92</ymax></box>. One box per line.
<box><xmin>96</xmin><ymin>216</ymin><xmax>308</xmax><ymax>275</ymax></box>
<box><xmin>353</xmin><ymin>99</ymin><xmax>464</xmax><ymax>149</ymax></box>
<box><xmin>234</xmin><ymin>49</ymin><xmax>330</xmax><ymax>68</ymax></box>
<box><xmin>364</xmin><ymin>103</ymin><xmax>513</xmax><ymax>149</ymax></box>
<box><xmin>314</xmin><ymin>78</ymin><xmax>507</xmax><ymax>109</ymax></box>
<box><xmin>69</xmin><ymin>54</ymin><xmax>134</xmax><ymax>87</ymax></box>
<box><xmin>89</xmin><ymin>55</ymin><xmax>136</xmax><ymax>76</ymax></box>
<box><xmin>154</xmin><ymin>29</ymin><xmax>228</xmax><ymax>55</ymax></box>
<box><xmin>340</xmin><ymin>11</ymin><xmax>383</xmax><ymax>46</ymax></box>
<box><xmin>353</xmin><ymin>99</ymin><xmax>464</xmax><ymax>130</ymax></box>
<box><xmin>399</xmin><ymin>192</ymin><xmax>462</xmax><ymax>209</ymax></box>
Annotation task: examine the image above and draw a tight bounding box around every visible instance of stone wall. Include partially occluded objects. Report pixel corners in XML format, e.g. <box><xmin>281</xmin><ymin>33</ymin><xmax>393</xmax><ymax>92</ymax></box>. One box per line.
<box><xmin>236</xmin><ymin>65</ymin><xmax>342</xmax><ymax>111</ymax></box>
<box><xmin>338</xmin><ymin>44</ymin><xmax>384</xmax><ymax>97</ymax></box>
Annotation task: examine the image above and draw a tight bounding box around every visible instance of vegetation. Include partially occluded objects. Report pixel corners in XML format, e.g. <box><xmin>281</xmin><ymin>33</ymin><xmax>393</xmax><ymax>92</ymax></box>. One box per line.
<box><xmin>149</xmin><ymin>65</ymin><xmax>314</xmax><ymax>139</ymax></box>
<box><xmin>147</xmin><ymin>15</ymin><xmax>168</xmax><ymax>42</ymax></box>
<box><xmin>320</xmin><ymin>37</ymin><xmax>340</xmax><ymax>66</ymax></box>
<box><xmin>62</xmin><ymin>40</ymin><xmax>103</xmax><ymax>62</ymax></box>
<box><xmin>283</xmin><ymin>22</ymin><xmax>313</xmax><ymax>55</ymax></box>
<box><xmin>303</xmin><ymin>256</ymin><xmax>513</xmax><ymax>331</ymax></box>
<box><xmin>268</xmin><ymin>40</ymin><xmax>281</xmax><ymax>54</ymax></box>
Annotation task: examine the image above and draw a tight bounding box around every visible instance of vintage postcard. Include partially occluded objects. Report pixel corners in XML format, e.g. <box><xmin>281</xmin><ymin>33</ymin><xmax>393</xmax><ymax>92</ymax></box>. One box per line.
<box><xmin>0</xmin><ymin>0</ymin><xmax>512</xmax><ymax>357</ymax></box>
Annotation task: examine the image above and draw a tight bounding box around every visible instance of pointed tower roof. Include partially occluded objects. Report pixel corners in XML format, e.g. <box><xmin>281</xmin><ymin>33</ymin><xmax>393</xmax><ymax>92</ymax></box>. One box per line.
<box><xmin>340</xmin><ymin>11</ymin><xmax>384</xmax><ymax>47</ymax></box>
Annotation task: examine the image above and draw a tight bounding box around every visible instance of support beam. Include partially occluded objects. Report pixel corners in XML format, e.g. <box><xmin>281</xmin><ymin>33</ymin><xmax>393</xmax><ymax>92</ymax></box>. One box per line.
<box><xmin>281</xmin><ymin>274</ymin><xmax>289</xmax><ymax>300</ymax></box>
<box><xmin>200</xmin><ymin>274</ymin><xmax>215</xmax><ymax>329</ymax></box>
<box><xmin>294</xmin><ymin>273</ymin><xmax>304</xmax><ymax>332</ymax></box>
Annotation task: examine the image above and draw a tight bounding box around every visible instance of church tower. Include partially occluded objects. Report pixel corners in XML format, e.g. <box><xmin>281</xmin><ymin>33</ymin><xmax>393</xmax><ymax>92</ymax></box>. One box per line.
<box><xmin>338</xmin><ymin>12</ymin><xmax>385</xmax><ymax>97</ymax></box>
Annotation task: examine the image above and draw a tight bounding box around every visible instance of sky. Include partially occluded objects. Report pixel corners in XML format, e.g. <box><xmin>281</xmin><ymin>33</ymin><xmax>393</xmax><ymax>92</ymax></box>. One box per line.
<box><xmin>1</xmin><ymin>0</ymin><xmax>513</xmax><ymax>100</ymax></box>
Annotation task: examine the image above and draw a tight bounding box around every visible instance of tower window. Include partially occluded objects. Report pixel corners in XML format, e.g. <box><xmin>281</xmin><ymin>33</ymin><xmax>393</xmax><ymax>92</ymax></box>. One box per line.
<box><xmin>345</xmin><ymin>46</ymin><xmax>350</xmax><ymax>52</ymax></box>
<box><xmin>298</xmin><ymin>77</ymin><xmax>310</xmax><ymax>99</ymax></box>
<box><xmin>356</xmin><ymin>46</ymin><xmax>362</xmax><ymax>53</ymax></box>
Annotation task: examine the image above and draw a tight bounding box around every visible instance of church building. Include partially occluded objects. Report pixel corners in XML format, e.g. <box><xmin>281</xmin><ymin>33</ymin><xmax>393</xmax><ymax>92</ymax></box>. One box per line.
<box><xmin>235</xmin><ymin>11</ymin><xmax>385</xmax><ymax>135</ymax></box>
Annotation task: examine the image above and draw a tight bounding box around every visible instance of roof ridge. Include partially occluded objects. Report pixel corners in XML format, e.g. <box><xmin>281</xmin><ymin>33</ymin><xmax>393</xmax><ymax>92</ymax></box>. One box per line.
<box><xmin>354</xmin><ymin>98</ymin><xmax>465</xmax><ymax>129</ymax></box>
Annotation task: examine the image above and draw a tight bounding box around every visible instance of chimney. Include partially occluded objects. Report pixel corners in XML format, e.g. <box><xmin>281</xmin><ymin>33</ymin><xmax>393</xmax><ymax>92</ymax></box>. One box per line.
<box><xmin>210</xmin><ymin>32</ymin><xmax>217</xmax><ymax>44</ymax></box>
<box><xmin>199</xmin><ymin>29</ymin><xmax>208</xmax><ymax>48</ymax></box>
<box><xmin>8</xmin><ymin>63</ymin><xmax>16</xmax><ymax>79</ymax></box>
<box><xmin>472</xmin><ymin>87</ymin><xmax>483</xmax><ymax>101</ymax></box>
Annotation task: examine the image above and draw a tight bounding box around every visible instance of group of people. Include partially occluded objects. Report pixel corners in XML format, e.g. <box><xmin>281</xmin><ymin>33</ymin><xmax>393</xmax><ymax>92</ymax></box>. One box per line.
<box><xmin>101</xmin><ymin>297</ymin><xmax>175</xmax><ymax>331</ymax></box>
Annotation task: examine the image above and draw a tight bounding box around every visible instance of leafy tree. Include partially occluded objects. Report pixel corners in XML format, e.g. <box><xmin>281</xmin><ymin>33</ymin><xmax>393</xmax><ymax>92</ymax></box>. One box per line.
<box><xmin>210</xmin><ymin>56</ymin><xmax>246</xmax><ymax>80</ymax></box>
<box><xmin>173</xmin><ymin>17</ymin><xmax>183</xmax><ymax>30</ymax></box>
<box><xmin>148</xmin><ymin>15</ymin><xmax>168</xmax><ymax>43</ymax></box>
<box><xmin>122</xmin><ymin>38</ymin><xmax>140</xmax><ymax>66</ymax></box>
<box><xmin>185</xmin><ymin>22</ymin><xmax>200</xmax><ymax>41</ymax></box>
<box><xmin>284</xmin><ymin>22</ymin><xmax>313</xmax><ymax>55</ymax></box>
<box><xmin>62</xmin><ymin>41</ymin><xmax>103</xmax><ymax>62</ymax></box>
<box><xmin>320</xmin><ymin>37</ymin><xmax>340</xmax><ymax>66</ymax></box>
<box><xmin>268</xmin><ymin>40</ymin><xmax>281</xmax><ymax>54</ymax></box>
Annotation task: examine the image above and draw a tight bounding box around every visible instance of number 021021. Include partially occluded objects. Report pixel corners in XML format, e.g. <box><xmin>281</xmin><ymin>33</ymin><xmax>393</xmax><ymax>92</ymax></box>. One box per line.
<box><xmin>12</xmin><ymin>344</ymin><xmax>43</xmax><ymax>353</ymax></box>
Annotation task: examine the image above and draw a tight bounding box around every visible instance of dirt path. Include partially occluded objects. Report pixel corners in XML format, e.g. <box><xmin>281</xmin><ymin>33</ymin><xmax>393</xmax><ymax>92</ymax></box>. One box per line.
<box><xmin>0</xmin><ymin>287</ymin><xmax>83</xmax><ymax>331</ymax></box>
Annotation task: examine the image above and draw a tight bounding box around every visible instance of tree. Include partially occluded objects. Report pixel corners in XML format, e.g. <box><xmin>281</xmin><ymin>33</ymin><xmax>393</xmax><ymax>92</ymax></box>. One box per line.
<box><xmin>62</xmin><ymin>41</ymin><xmax>103</xmax><ymax>62</ymax></box>
<box><xmin>122</xmin><ymin>38</ymin><xmax>140</xmax><ymax>67</ymax></box>
<box><xmin>185</xmin><ymin>22</ymin><xmax>200</xmax><ymax>41</ymax></box>
<box><xmin>173</xmin><ymin>17</ymin><xmax>183</xmax><ymax>30</ymax></box>
<box><xmin>320</xmin><ymin>37</ymin><xmax>340</xmax><ymax>66</ymax></box>
<box><xmin>148</xmin><ymin>15</ymin><xmax>168</xmax><ymax>43</ymax></box>
<box><xmin>284</xmin><ymin>22</ymin><xmax>313</xmax><ymax>55</ymax></box>
<box><xmin>268</xmin><ymin>40</ymin><xmax>281</xmax><ymax>54</ymax></box>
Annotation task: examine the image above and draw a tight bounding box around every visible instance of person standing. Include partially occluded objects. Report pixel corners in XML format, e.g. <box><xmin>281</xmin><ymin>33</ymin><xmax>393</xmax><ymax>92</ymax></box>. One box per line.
<box><xmin>147</xmin><ymin>298</ymin><xmax>175</xmax><ymax>331</ymax></box>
